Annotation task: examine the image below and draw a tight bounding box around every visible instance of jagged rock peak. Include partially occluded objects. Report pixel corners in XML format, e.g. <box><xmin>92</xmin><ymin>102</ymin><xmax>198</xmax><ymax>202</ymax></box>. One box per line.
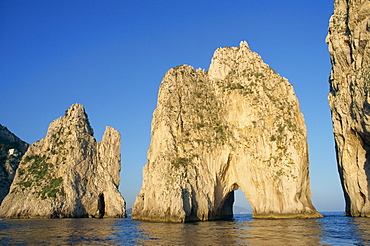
<box><xmin>64</xmin><ymin>103</ymin><xmax>86</xmax><ymax>117</ymax></box>
<box><xmin>209</xmin><ymin>40</ymin><xmax>278</xmax><ymax>83</ymax></box>
<box><xmin>327</xmin><ymin>0</ymin><xmax>370</xmax><ymax>217</ymax></box>
<box><xmin>62</xmin><ymin>103</ymin><xmax>94</xmax><ymax>135</ymax></box>
<box><xmin>0</xmin><ymin>104</ymin><xmax>126</xmax><ymax>218</ymax></box>
<box><xmin>132</xmin><ymin>41</ymin><xmax>321</xmax><ymax>222</ymax></box>
<box><xmin>0</xmin><ymin>125</ymin><xmax>29</xmax><ymax>204</ymax></box>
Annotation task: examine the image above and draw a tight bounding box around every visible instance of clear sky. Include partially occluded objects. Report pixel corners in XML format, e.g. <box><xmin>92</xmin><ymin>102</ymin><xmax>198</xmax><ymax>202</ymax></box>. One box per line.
<box><xmin>0</xmin><ymin>1</ymin><xmax>341</xmax><ymax>212</ymax></box>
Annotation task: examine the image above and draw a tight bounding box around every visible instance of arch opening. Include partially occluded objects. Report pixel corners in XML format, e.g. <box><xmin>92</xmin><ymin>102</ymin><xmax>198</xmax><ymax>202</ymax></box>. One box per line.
<box><xmin>233</xmin><ymin>189</ymin><xmax>252</xmax><ymax>215</ymax></box>
<box><xmin>218</xmin><ymin>189</ymin><xmax>252</xmax><ymax>219</ymax></box>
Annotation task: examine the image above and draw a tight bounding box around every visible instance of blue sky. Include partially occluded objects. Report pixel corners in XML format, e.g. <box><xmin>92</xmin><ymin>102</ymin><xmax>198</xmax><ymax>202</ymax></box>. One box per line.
<box><xmin>0</xmin><ymin>1</ymin><xmax>340</xmax><ymax>211</ymax></box>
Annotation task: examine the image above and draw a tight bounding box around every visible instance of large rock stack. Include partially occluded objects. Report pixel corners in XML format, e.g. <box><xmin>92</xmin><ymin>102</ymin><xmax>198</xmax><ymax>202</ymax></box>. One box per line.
<box><xmin>327</xmin><ymin>0</ymin><xmax>370</xmax><ymax>216</ymax></box>
<box><xmin>132</xmin><ymin>41</ymin><xmax>321</xmax><ymax>222</ymax></box>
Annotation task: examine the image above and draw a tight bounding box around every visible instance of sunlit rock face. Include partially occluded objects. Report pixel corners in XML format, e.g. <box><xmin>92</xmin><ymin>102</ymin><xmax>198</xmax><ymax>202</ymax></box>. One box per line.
<box><xmin>0</xmin><ymin>104</ymin><xmax>126</xmax><ymax>218</ymax></box>
<box><xmin>0</xmin><ymin>125</ymin><xmax>29</xmax><ymax>204</ymax></box>
<box><xmin>327</xmin><ymin>0</ymin><xmax>370</xmax><ymax>217</ymax></box>
<box><xmin>132</xmin><ymin>41</ymin><xmax>321</xmax><ymax>222</ymax></box>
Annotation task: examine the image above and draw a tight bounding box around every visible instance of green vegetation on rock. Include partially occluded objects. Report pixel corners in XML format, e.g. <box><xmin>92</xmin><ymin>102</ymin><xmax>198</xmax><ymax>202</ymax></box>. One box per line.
<box><xmin>16</xmin><ymin>154</ymin><xmax>63</xmax><ymax>199</ymax></box>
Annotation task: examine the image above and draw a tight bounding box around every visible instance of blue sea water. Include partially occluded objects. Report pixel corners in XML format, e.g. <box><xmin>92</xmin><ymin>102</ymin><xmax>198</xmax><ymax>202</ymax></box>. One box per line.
<box><xmin>0</xmin><ymin>212</ymin><xmax>369</xmax><ymax>245</ymax></box>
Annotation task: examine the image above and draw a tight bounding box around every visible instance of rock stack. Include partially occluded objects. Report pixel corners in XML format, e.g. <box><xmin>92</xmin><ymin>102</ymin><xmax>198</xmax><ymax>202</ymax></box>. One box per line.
<box><xmin>0</xmin><ymin>104</ymin><xmax>126</xmax><ymax>218</ymax></box>
<box><xmin>132</xmin><ymin>41</ymin><xmax>321</xmax><ymax>222</ymax></box>
<box><xmin>327</xmin><ymin>0</ymin><xmax>370</xmax><ymax>216</ymax></box>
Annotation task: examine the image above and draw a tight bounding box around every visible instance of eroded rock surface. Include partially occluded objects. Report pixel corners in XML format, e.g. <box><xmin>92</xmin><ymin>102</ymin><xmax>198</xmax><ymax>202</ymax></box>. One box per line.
<box><xmin>132</xmin><ymin>41</ymin><xmax>321</xmax><ymax>222</ymax></box>
<box><xmin>0</xmin><ymin>125</ymin><xmax>28</xmax><ymax>204</ymax></box>
<box><xmin>0</xmin><ymin>104</ymin><xmax>126</xmax><ymax>218</ymax></box>
<box><xmin>327</xmin><ymin>0</ymin><xmax>370</xmax><ymax>216</ymax></box>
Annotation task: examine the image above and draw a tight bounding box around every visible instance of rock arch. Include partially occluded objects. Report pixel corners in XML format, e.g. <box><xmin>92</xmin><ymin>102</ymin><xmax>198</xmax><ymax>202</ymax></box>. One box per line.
<box><xmin>217</xmin><ymin>183</ymin><xmax>239</xmax><ymax>219</ymax></box>
<box><xmin>132</xmin><ymin>41</ymin><xmax>321</xmax><ymax>222</ymax></box>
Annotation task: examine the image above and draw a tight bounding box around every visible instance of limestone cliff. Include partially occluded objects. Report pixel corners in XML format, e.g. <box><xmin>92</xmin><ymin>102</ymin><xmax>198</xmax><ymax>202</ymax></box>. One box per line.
<box><xmin>132</xmin><ymin>41</ymin><xmax>321</xmax><ymax>222</ymax></box>
<box><xmin>0</xmin><ymin>125</ymin><xmax>28</xmax><ymax>204</ymax></box>
<box><xmin>0</xmin><ymin>104</ymin><xmax>126</xmax><ymax>218</ymax></box>
<box><xmin>327</xmin><ymin>0</ymin><xmax>370</xmax><ymax>216</ymax></box>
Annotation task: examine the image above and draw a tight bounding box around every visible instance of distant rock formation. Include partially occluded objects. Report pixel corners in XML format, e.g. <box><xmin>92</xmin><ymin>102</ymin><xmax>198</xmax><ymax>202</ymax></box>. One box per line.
<box><xmin>0</xmin><ymin>104</ymin><xmax>126</xmax><ymax>218</ymax></box>
<box><xmin>233</xmin><ymin>206</ymin><xmax>251</xmax><ymax>215</ymax></box>
<box><xmin>132</xmin><ymin>41</ymin><xmax>321</xmax><ymax>222</ymax></box>
<box><xmin>327</xmin><ymin>0</ymin><xmax>370</xmax><ymax>216</ymax></box>
<box><xmin>0</xmin><ymin>125</ymin><xmax>28</xmax><ymax>204</ymax></box>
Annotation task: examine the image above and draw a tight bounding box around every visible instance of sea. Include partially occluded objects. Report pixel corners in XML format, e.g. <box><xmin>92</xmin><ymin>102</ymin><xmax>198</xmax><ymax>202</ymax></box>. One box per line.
<box><xmin>0</xmin><ymin>212</ymin><xmax>369</xmax><ymax>245</ymax></box>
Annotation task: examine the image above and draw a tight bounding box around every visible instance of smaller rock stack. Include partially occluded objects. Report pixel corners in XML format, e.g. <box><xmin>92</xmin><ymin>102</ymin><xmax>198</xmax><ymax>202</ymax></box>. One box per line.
<box><xmin>0</xmin><ymin>104</ymin><xmax>126</xmax><ymax>218</ymax></box>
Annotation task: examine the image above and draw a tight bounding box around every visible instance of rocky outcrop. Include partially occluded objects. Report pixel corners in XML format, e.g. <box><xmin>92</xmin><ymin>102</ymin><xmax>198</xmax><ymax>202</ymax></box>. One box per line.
<box><xmin>327</xmin><ymin>0</ymin><xmax>370</xmax><ymax>216</ymax></box>
<box><xmin>0</xmin><ymin>125</ymin><xmax>28</xmax><ymax>204</ymax></box>
<box><xmin>0</xmin><ymin>104</ymin><xmax>126</xmax><ymax>218</ymax></box>
<box><xmin>132</xmin><ymin>41</ymin><xmax>321</xmax><ymax>222</ymax></box>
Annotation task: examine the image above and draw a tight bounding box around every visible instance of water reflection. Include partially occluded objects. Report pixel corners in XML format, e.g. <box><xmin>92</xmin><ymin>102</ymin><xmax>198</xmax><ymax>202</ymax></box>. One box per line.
<box><xmin>133</xmin><ymin>215</ymin><xmax>323</xmax><ymax>245</ymax></box>
<box><xmin>318</xmin><ymin>212</ymin><xmax>370</xmax><ymax>245</ymax></box>
<box><xmin>352</xmin><ymin>217</ymin><xmax>370</xmax><ymax>244</ymax></box>
<box><xmin>135</xmin><ymin>219</ymin><xmax>243</xmax><ymax>245</ymax></box>
<box><xmin>1</xmin><ymin>213</ymin><xmax>370</xmax><ymax>245</ymax></box>
<box><xmin>240</xmin><ymin>217</ymin><xmax>322</xmax><ymax>245</ymax></box>
<box><xmin>0</xmin><ymin>218</ymin><xmax>121</xmax><ymax>245</ymax></box>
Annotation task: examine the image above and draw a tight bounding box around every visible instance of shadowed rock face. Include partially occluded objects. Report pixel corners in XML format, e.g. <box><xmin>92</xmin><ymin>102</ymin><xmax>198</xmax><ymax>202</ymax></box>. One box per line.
<box><xmin>327</xmin><ymin>0</ymin><xmax>370</xmax><ymax>217</ymax></box>
<box><xmin>0</xmin><ymin>125</ymin><xmax>29</xmax><ymax>204</ymax></box>
<box><xmin>132</xmin><ymin>41</ymin><xmax>321</xmax><ymax>222</ymax></box>
<box><xmin>0</xmin><ymin>104</ymin><xmax>126</xmax><ymax>218</ymax></box>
